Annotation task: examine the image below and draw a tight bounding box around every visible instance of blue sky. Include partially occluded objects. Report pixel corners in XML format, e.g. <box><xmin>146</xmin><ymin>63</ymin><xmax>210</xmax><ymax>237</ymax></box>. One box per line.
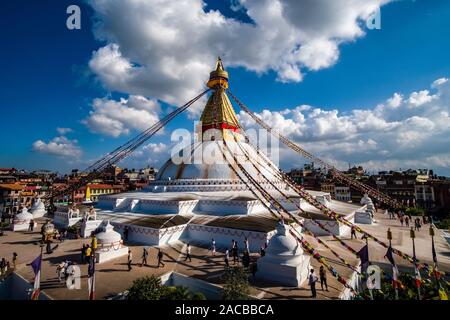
<box><xmin>1</xmin><ymin>0</ymin><xmax>450</xmax><ymax>175</ymax></box>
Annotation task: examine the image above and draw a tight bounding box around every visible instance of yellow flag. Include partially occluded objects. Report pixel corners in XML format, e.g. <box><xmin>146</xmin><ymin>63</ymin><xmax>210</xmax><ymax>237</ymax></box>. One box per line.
<box><xmin>85</xmin><ymin>186</ymin><xmax>91</xmax><ymax>201</ymax></box>
<box><xmin>439</xmin><ymin>288</ymin><xmax>448</xmax><ymax>300</ymax></box>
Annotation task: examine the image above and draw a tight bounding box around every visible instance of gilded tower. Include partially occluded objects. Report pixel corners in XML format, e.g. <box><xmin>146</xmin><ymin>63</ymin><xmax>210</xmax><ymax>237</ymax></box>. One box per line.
<box><xmin>197</xmin><ymin>58</ymin><xmax>242</xmax><ymax>142</ymax></box>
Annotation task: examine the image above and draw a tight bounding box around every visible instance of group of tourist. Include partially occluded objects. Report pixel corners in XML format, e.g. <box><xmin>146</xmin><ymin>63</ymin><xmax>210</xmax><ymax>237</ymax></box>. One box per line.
<box><xmin>396</xmin><ymin>211</ymin><xmax>429</xmax><ymax>231</ymax></box>
<box><xmin>80</xmin><ymin>243</ymin><xmax>93</xmax><ymax>264</ymax></box>
<box><xmin>126</xmin><ymin>247</ymin><xmax>165</xmax><ymax>271</ymax></box>
<box><xmin>56</xmin><ymin>260</ymin><xmax>76</xmax><ymax>282</ymax></box>
<box><xmin>218</xmin><ymin>238</ymin><xmax>260</xmax><ymax>277</ymax></box>
<box><xmin>0</xmin><ymin>253</ymin><xmax>18</xmax><ymax>278</ymax></box>
<box><xmin>308</xmin><ymin>266</ymin><xmax>328</xmax><ymax>298</ymax></box>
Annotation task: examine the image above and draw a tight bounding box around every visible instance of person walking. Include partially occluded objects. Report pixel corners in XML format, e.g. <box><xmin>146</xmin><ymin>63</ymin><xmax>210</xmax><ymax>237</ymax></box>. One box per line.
<box><xmin>244</xmin><ymin>237</ymin><xmax>250</xmax><ymax>253</ymax></box>
<box><xmin>184</xmin><ymin>243</ymin><xmax>192</xmax><ymax>262</ymax></box>
<box><xmin>127</xmin><ymin>249</ymin><xmax>133</xmax><ymax>271</ymax></box>
<box><xmin>224</xmin><ymin>249</ymin><xmax>230</xmax><ymax>268</ymax></box>
<box><xmin>123</xmin><ymin>226</ymin><xmax>129</xmax><ymax>242</ymax></box>
<box><xmin>141</xmin><ymin>247</ymin><xmax>148</xmax><ymax>267</ymax></box>
<box><xmin>400</xmin><ymin>216</ymin><xmax>404</xmax><ymax>226</ymax></box>
<box><xmin>157</xmin><ymin>248</ymin><xmax>165</xmax><ymax>268</ymax></box>
<box><xmin>0</xmin><ymin>258</ymin><xmax>6</xmax><ymax>276</ymax></box>
<box><xmin>28</xmin><ymin>219</ymin><xmax>35</xmax><ymax>232</ymax></box>
<box><xmin>415</xmin><ymin>218</ymin><xmax>421</xmax><ymax>231</ymax></box>
<box><xmin>85</xmin><ymin>244</ymin><xmax>92</xmax><ymax>264</ymax></box>
<box><xmin>56</xmin><ymin>261</ymin><xmax>65</xmax><ymax>282</ymax></box>
<box><xmin>12</xmin><ymin>252</ymin><xmax>18</xmax><ymax>270</ymax></box>
<box><xmin>405</xmin><ymin>216</ymin><xmax>410</xmax><ymax>227</ymax></box>
<box><xmin>211</xmin><ymin>238</ymin><xmax>216</xmax><ymax>256</ymax></box>
<box><xmin>319</xmin><ymin>266</ymin><xmax>328</xmax><ymax>291</ymax></box>
<box><xmin>232</xmin><ymin>241</ymin><xmax>239</xmax><ymax>264</ymax></box>
<box><xmin>308</xmin><ymin>269</ymin><xmax>318</xmax><ymax>298</ymax></box>
<box><xmin>242</xmin><ymin>251</ymin><xmax>250</xmax><ymax>269</ymax></box>
<box><xmin>260</xmin><ymin>246</ymin><xmax>266</xmax><ymax>257</ymax></box>
<box><xmin>351</xmin><ymin>226</ymin><xmax>357</xmax><ymax>239</ymax></box>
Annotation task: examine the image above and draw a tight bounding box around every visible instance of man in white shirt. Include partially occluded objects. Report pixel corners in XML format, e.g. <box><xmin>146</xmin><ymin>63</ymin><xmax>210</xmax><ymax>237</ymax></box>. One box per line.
<box><xmin>308</xmin><ymin>268</ymin><xmax>318</xmax><ymax>298</ymax></box>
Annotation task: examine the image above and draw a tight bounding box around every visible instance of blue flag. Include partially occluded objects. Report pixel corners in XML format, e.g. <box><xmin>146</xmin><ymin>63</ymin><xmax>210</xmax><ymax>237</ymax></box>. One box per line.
<box><xmin>357</xmin><ymin>245</ymin><xmax>369</xmax><ymax>263</ymax></box>
<box><xmin>31</xmin><ymin>255</ymin><xmax>41</xmax><ymax>276</ymax></box>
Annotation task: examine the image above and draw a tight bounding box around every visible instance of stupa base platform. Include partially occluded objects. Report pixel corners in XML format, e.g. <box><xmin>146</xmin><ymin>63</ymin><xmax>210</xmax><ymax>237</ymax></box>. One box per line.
<box><xmin>11</xmin><ymin>223</ymin><xmax>29</xmax><ymax>232</ymax></box>
<box><xmin>257</xmin><ymin>257</ymin><xmax>311</xmax><ymax>287</ymax></box>
<box><xmin>355</xmin><ymin>211</ymin><xmax>373</xmax><ymax>224</ymax></box>
<box><xmin>96</xmin><ymin>246</ymin><xmax>129</xmax><ymax>264</ymax></box>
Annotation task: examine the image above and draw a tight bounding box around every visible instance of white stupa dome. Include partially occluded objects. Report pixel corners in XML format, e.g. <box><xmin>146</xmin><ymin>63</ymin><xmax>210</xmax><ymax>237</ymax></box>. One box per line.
<box><xmin>31</xmin><ymin>198</ymin><xmax>46</xmax><ymax>216</ymax></box>
<box><xmin>264</xmin><ymin>222</ymin><xmax>304</xmax><ymax>265</ymax></box>
<box><xmin>14</xmin><ymin>208</ymin><xmax>33</xmax><ymax>222</ymax></box>
<box><xmin>156</xmin><ymin>141</ymin><xmax>281</xmax><ymax>182</ymax></box>
<box><xmin>96</xmin><ymin>221</ymin><xmax>122</xmax><ymax>246</ymax></box>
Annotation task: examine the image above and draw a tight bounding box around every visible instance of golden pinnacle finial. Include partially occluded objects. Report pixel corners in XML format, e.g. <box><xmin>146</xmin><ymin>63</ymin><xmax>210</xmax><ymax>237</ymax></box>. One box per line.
<box><xmin>216</xmin><ymin>56</ymin><xmax>224</xmax><ymax>70</ymax></box>
<box><xmin>207</xmin><ymin>57</ymin><xmax>229</xmax><ymax>89</ymax></box>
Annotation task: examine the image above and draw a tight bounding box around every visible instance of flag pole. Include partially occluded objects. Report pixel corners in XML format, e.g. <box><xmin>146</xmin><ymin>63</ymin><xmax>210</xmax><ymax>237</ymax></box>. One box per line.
<box><xmin>89</xmin><ymin>233</ymin><xmax>97</xmax><ymax>300</ymax></box>
<box><xmin>410</xmin><ymin>228</ymin><xmax>421</xmax><ymax>300</ymax></box>
<box><xmin>387</xmin><ymin>228</ymin><xmax>398</xmax><ymax>300</ymax></box>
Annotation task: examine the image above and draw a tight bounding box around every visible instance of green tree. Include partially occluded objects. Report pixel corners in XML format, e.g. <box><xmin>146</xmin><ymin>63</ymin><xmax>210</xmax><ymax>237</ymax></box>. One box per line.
<box><xmin>191</xmin><ymin>292</ymin><xmax>207</xmax><ymax>300</ymax></box>
<box><xmin>127</xmin><ymin>276</ymin><xmax>208</xmax><ymax>300</ymax></box>
<box><xmin>405</xmin><ymin>207</ymin><xmax>426</xmax><ymax>216</ymax></box>
<box><xmin>127</xmin><ymin>275</ymin><xmax>167</xmax><ymax>300</ymax></box>
<box><xmin>222</xmin><ymin>266</ymin><xmax>251</xmax><ymax>300</ymax></box>
<box><xmin>163</xmin><ymin>286</ymin><xmax>192</xmax><ymax>300</ymax></box>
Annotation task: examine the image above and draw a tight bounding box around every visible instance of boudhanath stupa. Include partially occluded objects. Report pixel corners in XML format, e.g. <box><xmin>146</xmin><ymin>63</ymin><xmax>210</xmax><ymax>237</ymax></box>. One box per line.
<box><xmin>53</xmin><ymin>59</ymin><xmax>366</xmax><ymax>286</ymax></box>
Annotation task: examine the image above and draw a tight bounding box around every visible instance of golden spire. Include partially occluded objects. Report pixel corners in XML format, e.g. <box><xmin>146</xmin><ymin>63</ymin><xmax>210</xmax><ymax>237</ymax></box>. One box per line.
<box><xmin>199</xmin><ymin>58</ymin><xmax>241</xmax><ymax>142</ymax></box>
<box><xmin>207</xmin><ymin>57</ymin><xmax>229</xmax><ymax>89</ymax></box>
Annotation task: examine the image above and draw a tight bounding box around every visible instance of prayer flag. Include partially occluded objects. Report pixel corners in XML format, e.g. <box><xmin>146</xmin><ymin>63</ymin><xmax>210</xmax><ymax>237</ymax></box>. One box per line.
<box><xmin>30</xmin><ymin>255</ymin><xmax>41</xmax><ymax>300</ymax></box>
<box><xmin>385</xmin><ymin>246</ymin><xmax>401</xmax><ymax>289</ymax></box>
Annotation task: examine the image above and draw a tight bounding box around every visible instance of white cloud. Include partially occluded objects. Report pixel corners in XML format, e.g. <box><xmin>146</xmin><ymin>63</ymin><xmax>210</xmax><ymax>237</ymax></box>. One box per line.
<box><xmin>432</xmin><ymin>77</ymin><xmax>448</xmax><ymax>88</ymax></box>
<box><xmin>239</xmin><ymin>78</ymin><xmax>450</xmax><ymax>174</ymax></box>
<box><xmin>407</xmin><ymin>90</ymin><xmax>437</xmax><ymax>108</ymax></box>
<box><xmin>32</xmin><ymin>136</ymin><xmax>82</xmax><ymax>158</ymax></box>
<box><xmin>56</xmin><ymin>127</ymin><xmax>73</xmax><ymax>135</ymax></box>
<box><xmin>83</xmin><ymin>95</ymin><xmax>161</xmax><ymax>137</ymax></box>
<box><xmin>386</xmin><ymin>93</ymin><xmax>403</xmax><ymax>108</ymax></box>
<box><xmin>125</xmin><ymin>142</ymin><xmax>170</xmax><ymax>167</ymax></box>
<box><xmin>87</xmin><ymin>0</ymin><xmax>393</xmax><ymax>106</ymax></box>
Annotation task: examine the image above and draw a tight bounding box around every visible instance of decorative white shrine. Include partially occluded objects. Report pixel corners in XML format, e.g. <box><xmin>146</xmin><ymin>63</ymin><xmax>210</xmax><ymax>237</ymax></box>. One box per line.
<box><xmin>256</xmin><ymin>221</ymin><xmax>311</xmax><ymax>287</ymax></box>
<box><xmin>11</xmin><ymin>207</ymin><xmax>33</xmax><ymax>231</ymax></box>
<box><xmin>30</xmin><ymin>198</ymin><xmax>46</xmax><ymax>218</ymax></box>
<box><xmin>95</xmin><ymin>221</ymin><xmax>128</xmax><ymax>264</ymax></box>
<box><xmin>355</xmin><ymin>194</ymin><xmax>374</xmax><ymax>224</ymax></box>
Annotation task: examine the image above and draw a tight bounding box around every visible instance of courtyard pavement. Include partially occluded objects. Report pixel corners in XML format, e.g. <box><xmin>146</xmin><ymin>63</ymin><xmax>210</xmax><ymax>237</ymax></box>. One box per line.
<box><xmin>0</xmin><ymin>210</ymin><xmax>449</xmax><ymax>300</ymax></box>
